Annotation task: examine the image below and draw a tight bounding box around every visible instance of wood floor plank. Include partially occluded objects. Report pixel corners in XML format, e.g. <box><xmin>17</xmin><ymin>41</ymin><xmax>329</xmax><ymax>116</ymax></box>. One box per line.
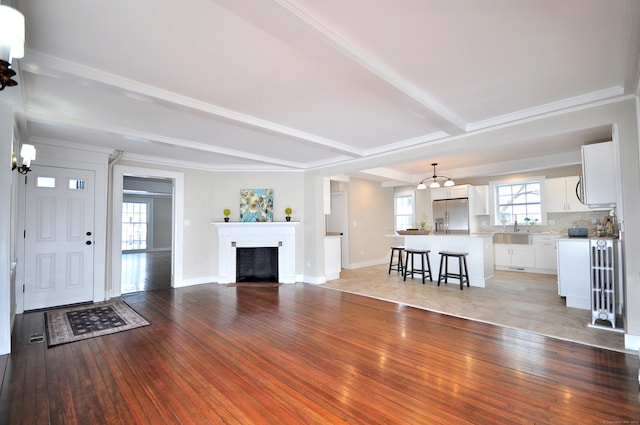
<box><xmin>2</xmin><ymin>283</ymin><xmax>639</xmax><ymax>424</ymax></box>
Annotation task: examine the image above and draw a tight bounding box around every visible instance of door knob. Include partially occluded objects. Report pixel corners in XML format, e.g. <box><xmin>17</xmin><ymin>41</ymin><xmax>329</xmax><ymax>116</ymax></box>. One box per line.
<box><xmin>86</xmin><ymin>241</ymin><xmax>92</xmax><ymax>245</ymax></box>
<box><xmin>86</xmin><ymin>231</ymin><xmax>92</xmax><ymax>236</ymax></box>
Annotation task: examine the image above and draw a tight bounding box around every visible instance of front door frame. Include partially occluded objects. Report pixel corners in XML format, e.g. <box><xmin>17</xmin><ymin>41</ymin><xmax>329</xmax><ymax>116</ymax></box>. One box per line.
<box><xmin>111</xmin><ymin>165</ymin><xmax>184</xmax><ymax>298</ymax></box>
<box><xmin>16</xmin><ymin>141</ymin><xmax>111</xmax><ymax>314</ymax></box>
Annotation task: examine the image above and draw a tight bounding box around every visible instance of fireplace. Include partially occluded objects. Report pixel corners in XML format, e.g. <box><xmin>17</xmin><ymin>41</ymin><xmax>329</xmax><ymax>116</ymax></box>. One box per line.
<box><xmin>213</xmin><ymin>222</ymin><xmax>298</xmax><ymax>284</ymax></box>
<box><xmin>236</xmin><ymin>247</ymin><xmax>278</xmax><ymax>282</ymax></box>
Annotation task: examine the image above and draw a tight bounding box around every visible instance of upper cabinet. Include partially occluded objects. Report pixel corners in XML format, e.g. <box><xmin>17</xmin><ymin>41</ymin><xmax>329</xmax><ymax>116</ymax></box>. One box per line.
<box><xmin>471</xmin><ymin>185</ymin><xmax>489</xmax><ymax>215</ymax></box>
<box><xmin>545</xmin><ymin>176</ymin><xmax>591</xmax><ymax>213</ymax></box>
<box><xmin>581</xmin><ymin>141</ymin><xmax>616</xmax><ymax>208</ymax></box>
<box><xmin>431</xmin><ymin>185</ymin><xmax>468</xmax><ymax>200</ymax></box>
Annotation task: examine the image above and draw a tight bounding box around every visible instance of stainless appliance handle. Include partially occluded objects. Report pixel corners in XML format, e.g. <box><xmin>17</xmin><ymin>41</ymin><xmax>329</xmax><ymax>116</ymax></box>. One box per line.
<box><xmin>576</xmin><ymin>178</ymin><xmax>585</xmax><ymax>204</ymax></box>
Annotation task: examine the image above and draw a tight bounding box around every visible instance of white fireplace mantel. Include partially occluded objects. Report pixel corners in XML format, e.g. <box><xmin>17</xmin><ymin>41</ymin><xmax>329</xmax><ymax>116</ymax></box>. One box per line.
<box><xmin>213</xmin><ymin>222</ymin><xmax>299</xmax><ymax>284</ymax></box>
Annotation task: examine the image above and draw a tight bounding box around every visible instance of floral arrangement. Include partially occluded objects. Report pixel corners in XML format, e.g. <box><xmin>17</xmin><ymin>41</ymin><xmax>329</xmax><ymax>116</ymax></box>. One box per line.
<box><xmin>285</xmin><ymin>207</ymin><xmax>292</xmax><ymax>221</ymax></box>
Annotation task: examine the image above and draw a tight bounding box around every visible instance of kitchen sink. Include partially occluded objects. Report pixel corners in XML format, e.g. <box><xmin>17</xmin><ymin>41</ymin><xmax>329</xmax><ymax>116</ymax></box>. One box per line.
<box><xmin>492</xmin><ymin>232</ymin><xmax>532</xmax><ymax>244</ymax></box>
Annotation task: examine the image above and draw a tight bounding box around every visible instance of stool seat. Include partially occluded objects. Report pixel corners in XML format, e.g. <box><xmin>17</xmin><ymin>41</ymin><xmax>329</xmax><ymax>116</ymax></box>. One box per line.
<box><xmin>403</xmin><ymin>249</ymin><xmax>432</xmax><ymax>284</ymax></box>
<box><xmin>437</xmin><ymin>251</ymin><xmax>470</xmax><ymax>290</ymax></box>
<box><xmin>388</xmin><ymin>246</ymin><xmax>405</xmax><ymax>274</ymax></box>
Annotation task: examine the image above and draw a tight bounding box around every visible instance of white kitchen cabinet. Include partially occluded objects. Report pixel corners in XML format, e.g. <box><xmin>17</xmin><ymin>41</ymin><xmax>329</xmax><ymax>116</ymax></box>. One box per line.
<box><xmin>533</xmin><ymin>234</ymin><xmax>561</xmax><ymax>272</ymax></box>
<box><xmin>494</xmin><ymin>244</ymin><xmax>535</xmax><ymax>270</ymax></box>
<box><xmin>545</xmin><ymin>176</ymin><xmax>591</xmax><ymax>213</ymax></box>
<box><xmin>581</xmin><ymin>141</ymin><xmax>616</xmax><ymax>207</ymax></box>
<box><xmin>471</xmin><ymin>185</ymin><xmax>489</xmax><ymax>215</ymax></box>
<box><xmin>324</xmin><ymin>235</ymin><xmax>341</xmax><ymax>281</ymax></box>
<box><xmin>431</xmin><ymin>184</ymin><xmax>468</xmax><ymax>200</ymax></box>
<box><xmin>556</xmin><ymin>238</ymin><xmax>590</xmax><ymax>309</ymax></box>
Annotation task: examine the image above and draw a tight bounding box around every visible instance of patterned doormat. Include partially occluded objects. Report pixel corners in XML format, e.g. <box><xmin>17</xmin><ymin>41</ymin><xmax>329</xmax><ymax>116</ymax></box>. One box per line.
<box><xmin>45</xmin><ymin>300</ymin><xmax>150</xmax><ymax>347</ymax></box>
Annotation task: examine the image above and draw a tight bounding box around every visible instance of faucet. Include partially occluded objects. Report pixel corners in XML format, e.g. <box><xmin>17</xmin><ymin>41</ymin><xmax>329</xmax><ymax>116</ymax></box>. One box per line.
<box><xmin>513</xmin><ymin>219</ymin><xmax>518</xmax><ymax>232</ymax></box>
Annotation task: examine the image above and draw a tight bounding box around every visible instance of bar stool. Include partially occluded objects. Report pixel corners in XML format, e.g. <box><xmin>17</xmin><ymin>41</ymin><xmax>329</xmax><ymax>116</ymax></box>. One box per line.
<box><xmin>388</xmin><ymin>246</ymin><xmax>405</xmax><ymax>274</ymax></box>
<box><xmin>437</xmin><ymin>251</ymin><xmax>470</xmax><ymax>290</ymax></box>
<box><xmin>403</xmin><ymin>249</ymin><xmax>432</xmax><ymax>284</ymax></box>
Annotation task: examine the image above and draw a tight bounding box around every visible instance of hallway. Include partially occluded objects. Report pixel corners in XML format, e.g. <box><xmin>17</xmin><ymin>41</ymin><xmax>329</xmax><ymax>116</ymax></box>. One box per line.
<box><xmin>121</xmin><ymin>251</ymin><xmax>172</xmax><ymax>294</ymax></box>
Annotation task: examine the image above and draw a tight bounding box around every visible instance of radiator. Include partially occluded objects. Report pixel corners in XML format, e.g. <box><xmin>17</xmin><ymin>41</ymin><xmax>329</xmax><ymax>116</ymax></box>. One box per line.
<box><xmin>590</xmin><ymin>239</ymin><xmax>616</xmax><ymax>328</ymax></box>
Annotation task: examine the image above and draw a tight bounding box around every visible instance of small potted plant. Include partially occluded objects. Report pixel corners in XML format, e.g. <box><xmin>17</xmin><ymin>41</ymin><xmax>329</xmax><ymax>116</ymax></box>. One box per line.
<box><xmin>223</xmin><ymin>209</ymin><xmax>231</xmax><ymax>222</ymax></box>
<box><xmin>285</xmin><ymin>207</ymin><xmax>292</xmax><ymax>222</ymax></box>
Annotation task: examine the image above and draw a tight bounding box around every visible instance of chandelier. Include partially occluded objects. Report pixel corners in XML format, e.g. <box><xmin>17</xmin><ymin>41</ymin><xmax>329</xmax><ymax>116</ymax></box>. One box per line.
<box><xmin>416</xmin><ymin>163</ymin><xmax>455</xmax><ymax>190</ymax></box>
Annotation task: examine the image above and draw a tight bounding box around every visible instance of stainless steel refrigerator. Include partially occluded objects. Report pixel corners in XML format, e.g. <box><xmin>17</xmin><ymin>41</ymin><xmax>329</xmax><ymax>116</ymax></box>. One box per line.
<box><xmin>432</xmin><ymin>198</ymin><xmax>470</xmax><ymax>235</ymax></box>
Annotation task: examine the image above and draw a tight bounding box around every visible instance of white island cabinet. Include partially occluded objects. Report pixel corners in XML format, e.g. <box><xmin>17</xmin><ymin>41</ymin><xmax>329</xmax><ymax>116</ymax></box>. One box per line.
<box><xmin>556</xmin><ymin>238</ymin><xmax>590</xmax><ymax>309</ymax></box>
<box><xmin>324</xmin><ymin>235</ymin><xmax>341</xmax><ymax>281</ymax></box>
<box><xmin>402</xmin><ymin>234</ymin><xmax>494</xmax><ymax>287</ymax></box>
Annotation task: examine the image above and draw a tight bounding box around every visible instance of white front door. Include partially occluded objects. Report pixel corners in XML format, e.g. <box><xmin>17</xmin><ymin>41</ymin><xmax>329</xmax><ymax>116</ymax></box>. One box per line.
<box><xmin>24</xmin><ymin>166</ymin><xmax>96</xmax><ymax>310</ymax></box>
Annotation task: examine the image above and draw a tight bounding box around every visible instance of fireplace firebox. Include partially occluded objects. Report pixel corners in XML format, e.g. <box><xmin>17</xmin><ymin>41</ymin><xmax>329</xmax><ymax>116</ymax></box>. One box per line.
<box><xmin>236</xmin><ymin>247</ymin><xmax>278</xmax><ymax>282</ymax></box>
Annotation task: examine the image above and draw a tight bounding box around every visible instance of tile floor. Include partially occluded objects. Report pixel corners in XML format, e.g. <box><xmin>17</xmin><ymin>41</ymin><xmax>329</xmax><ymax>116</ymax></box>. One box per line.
<box><xmin>320</xmin><ymin>264</ymin><xmax>628</xmax><ymax>353</ymax></box>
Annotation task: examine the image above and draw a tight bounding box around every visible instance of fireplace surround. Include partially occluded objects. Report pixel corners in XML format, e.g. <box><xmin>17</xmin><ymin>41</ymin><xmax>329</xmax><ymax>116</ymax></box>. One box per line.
<box><xmin>213</xmin><ymin>222</ymin><xmax>298</xmax><ymax>284</ymax></box>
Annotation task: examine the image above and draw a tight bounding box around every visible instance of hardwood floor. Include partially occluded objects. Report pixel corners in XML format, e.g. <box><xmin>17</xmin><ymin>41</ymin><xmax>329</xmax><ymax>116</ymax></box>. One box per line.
<box><xmin>1</xmin><ymin>283</ymin><xmax>639</xmax><ymax>424</ymax></box>
<box><xmin>121</xmin><ymin>251</ymin><xmax>172</xmax><ymax>293</ymax></box>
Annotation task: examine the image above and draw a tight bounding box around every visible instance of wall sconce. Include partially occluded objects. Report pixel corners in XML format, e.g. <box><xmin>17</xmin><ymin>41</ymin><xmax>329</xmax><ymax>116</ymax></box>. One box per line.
<box><xmin>12</xmin><ymin>144</ymin><xmax>36</xmax><ymax>174</ymax></box>
<box><xmin>0</xmin><ymin>5</ymin><xmax>25</xmax><ymax>91</ymax></box>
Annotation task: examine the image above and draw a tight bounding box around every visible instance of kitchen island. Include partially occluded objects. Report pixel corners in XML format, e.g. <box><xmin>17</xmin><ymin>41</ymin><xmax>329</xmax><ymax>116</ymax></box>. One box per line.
<box><xmin>401</xmin><ymin>234</ymin><xmax>494</xmax><ymax>287</ymax></box>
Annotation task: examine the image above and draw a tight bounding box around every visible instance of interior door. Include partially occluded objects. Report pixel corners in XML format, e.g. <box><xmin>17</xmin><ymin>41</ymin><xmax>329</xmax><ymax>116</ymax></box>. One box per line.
<box><xmin>24</xmin><ymin>166</ymin><xmax>95</xmax><ymax>310</ymax></box>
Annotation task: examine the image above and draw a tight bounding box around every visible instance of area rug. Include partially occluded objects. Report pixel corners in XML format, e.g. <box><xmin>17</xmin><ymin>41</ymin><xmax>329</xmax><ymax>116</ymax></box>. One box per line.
<box><xmin>45</xmin><ymin>300</ymin><xmax>150</xmax><ymax>347</ymax></box>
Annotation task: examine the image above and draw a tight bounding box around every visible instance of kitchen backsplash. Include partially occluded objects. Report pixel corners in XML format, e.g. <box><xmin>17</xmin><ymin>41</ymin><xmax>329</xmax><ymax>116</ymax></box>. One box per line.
<box><xmin>476</xmin><ymin>210</ymin><xmax>612</xmax><ymax>235</ymax></box>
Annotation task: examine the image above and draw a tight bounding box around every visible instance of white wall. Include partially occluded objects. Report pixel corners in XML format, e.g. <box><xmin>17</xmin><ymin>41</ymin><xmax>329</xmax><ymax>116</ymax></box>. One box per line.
<box><xmin>0</xmin><ymin>104</ymin><xmax>15</xmax><ymax>354</ymax></box>
<box><xmin>152</xmin><ymin>197</ymin><xmax>173</xmax><ymax>250</ymax></box>
<box><xmin>346</xmin><ymin>178</ymin><xmax>395</xmax><ymax>269</ymax></box>
<box><xmin>115</xmin><ymin>161</ymin><xmax>306</xmax><ymax>285</ymax></box>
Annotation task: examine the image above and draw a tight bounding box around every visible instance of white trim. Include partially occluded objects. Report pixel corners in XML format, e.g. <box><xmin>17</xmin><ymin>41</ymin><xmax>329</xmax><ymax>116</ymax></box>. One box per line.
<box><xmin>177</xmin><ymin>276</ymin><xmax>216</xmax><ymax>287</ymax></box>
<box><xmin>111</xmin><ymin>165</ymin><xmax>184</xmax><ymax>297</ymax></box>
<box><xmin>345</xmin><ymin>258</ymin><xmax>388</xmax><ymax>270</ymax></box>
<box><xmin>625</xmin><ymin>333</ymin><xmax>640</xmax><ymax>351</ymax></box>
<box><xmin>15</xmin><ymin>143</ymin><xmax>110</xmax><ymax>312</ymax></box>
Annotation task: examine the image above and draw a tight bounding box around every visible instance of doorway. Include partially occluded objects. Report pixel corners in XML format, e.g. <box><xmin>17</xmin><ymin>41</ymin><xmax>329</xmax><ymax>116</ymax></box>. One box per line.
<box><xmin>121</xmin><ymin>176</ymin><xmax>173</xmax><ymax>293</ymax></box>
<box><xmin>111</xmin><ymin>166</ymin><xmax>184</xmax><ymax>298</ymax></box>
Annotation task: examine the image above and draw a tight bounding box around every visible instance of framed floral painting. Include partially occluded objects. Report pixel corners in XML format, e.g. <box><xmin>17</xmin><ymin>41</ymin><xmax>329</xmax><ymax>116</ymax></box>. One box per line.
<box><xmin>240</xmin><ymin>189</ymin><xmax>273</xmax><ymax>222</ymax></box>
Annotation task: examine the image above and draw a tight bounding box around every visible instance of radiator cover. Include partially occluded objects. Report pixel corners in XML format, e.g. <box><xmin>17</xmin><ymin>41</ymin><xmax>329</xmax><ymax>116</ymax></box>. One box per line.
<box><xmin>590</xmin><ymin>238</ymin><xmax>616</xmax><ymax>328</ymax></box>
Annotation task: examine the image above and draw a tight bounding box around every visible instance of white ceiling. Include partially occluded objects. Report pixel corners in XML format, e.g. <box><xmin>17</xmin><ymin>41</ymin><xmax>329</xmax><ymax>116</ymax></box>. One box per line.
<box><xmin>6</xmin><ymin>0</ymin><xmax>640</xmax><ymax>185</ymax></box>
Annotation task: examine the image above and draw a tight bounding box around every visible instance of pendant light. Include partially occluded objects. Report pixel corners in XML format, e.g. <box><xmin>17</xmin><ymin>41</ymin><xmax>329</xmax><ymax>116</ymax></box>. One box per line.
<box><xmin>417</xmin><ymin>163</ymin><xmax>455</xmax><ymax>190</ymax></box>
